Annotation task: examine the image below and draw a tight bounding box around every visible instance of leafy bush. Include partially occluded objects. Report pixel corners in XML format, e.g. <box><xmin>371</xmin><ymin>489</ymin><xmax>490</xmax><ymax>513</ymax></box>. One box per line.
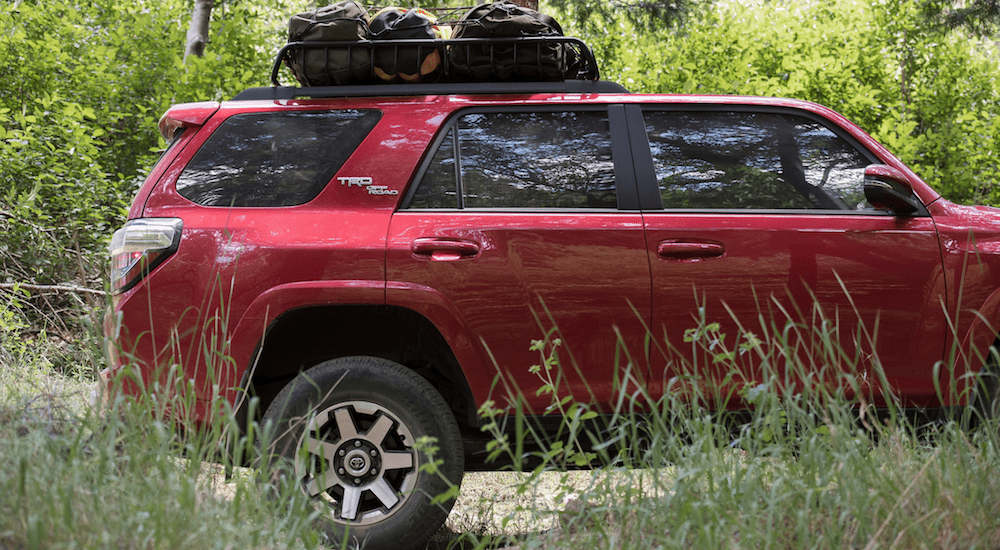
<box><xmin>0</xmin><ymin>0</ymin><xmax>278</xmax><ymax>347</ymax></box>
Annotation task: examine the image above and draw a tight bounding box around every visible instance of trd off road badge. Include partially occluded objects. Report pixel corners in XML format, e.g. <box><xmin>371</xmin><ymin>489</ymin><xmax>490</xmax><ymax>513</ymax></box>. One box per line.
<box><xmin>338</xmin><ymin>176</ymin><xmax>399</xmax><ymax>196</ymax></box>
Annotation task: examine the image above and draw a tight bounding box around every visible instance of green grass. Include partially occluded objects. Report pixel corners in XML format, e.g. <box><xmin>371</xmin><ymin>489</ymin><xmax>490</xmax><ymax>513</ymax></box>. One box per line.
<box><xmin>0</xmin><ymin>307</ymin><xmax>327</xmax><ymax>550</ymax></box>
<box><xmin>463</xmin><ymin>308</ymin><xmax>1000</xmax><ymax>550</ymax></box>
<box><xmin>501</xmin><ymin>430</ymin><xmax>1000</xmax><ymax>549</ymax></box>
<box><xmin>3</xmin><ymin>296</ymin><xmax>1000</xmax><ymax>550</ymax></box>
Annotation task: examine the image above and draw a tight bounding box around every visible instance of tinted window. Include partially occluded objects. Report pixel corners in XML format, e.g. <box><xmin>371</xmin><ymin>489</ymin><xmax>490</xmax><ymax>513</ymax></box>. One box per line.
<box><xmin>410</xmin><ymin>127</ymin><xmax>459</xmax><ymax>209</ymax></box>
<box><xmin>176</xmin><ymin>110</ymin><xmax>381</xmax><ymax>207</ymax></box>
<box><xmin>408</xmin><ymin>110</ymin><xmax>617</xmax><ymax>209</ymax></box>
<box><xmin>643</xmin><ymin>111</ymin><xmax>872</xmax><ymax>210</ymax></box>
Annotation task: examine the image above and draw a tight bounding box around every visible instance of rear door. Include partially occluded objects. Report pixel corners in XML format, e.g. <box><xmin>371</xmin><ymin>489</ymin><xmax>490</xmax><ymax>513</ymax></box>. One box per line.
<box><xmin>628</xmin><ymin>105</ymin><xmax>947</xmax><ymax>407</ymax></box>
<box><xmin>386</xmin><ymin>105</ymin><xmax>651</xmax><ymax>410</ymax></box>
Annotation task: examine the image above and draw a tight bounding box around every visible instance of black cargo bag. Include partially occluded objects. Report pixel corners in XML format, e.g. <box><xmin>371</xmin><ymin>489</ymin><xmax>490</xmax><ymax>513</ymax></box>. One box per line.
<box><xmin>449</xmin><ymin>1</ymin><xmax>566</xmax><ymax>81</ymax></box>
<box><xmin>369</xmin><ymin>8</ymin><xmax>449</xmax><ymax>83</ymax></box>
<box><xmin>286</xmin><ymin>1</ymin><xmax>372</xmax><ymax>86</ymax></box>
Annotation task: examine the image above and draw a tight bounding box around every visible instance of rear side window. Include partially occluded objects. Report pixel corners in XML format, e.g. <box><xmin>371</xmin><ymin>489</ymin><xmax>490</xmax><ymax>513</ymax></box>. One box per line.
<box><xmin>643</xmin><ymin>111</ymin><xmax>873</xmax><ymax>211</ymax></box>
<box><xmin>407</xmin><ymin>110</ymin><xmax>617</xmax><ymax>209</ymax></box>
<box><xmin>176</xmin><ymin>110</ymin><xmax>381</xmax><ymax>207</ymax></box>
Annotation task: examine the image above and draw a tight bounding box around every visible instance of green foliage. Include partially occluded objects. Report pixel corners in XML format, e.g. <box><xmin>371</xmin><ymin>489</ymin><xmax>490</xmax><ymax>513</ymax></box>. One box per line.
<box><xmin>927</xmin><ymin>0</ymin><xmax>1000</xmax><ymax>37</ymax></box>
<box><xmin>569</xmin><ymin>0</ymin><xmax>1000</xmax><ymax>206</ymax></box>
<box><xmin>546</xmin><ymin>0</ymin><xmax>702</xmax><ymax>33</ymax></box>
<box><xmin>0</xmin><ymin>289</ymin><xmax>31</xmax><ymax>372</ymax></box>
<box><xmin>580</xmin><ymin>0</ymin><xmax>898</xmax><ymax>124</ymax></box>
<box><xmin>0</xmin><ymin>0</ymin><xmax>279</xmax><ymax>340</ymax></box>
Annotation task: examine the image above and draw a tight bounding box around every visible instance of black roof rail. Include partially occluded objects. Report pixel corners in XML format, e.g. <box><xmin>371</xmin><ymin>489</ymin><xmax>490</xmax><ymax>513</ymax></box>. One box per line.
<box><xmin>232</xmin><ymin>79</ymin><xmax>630</xmax><ymax>101</ymax></box>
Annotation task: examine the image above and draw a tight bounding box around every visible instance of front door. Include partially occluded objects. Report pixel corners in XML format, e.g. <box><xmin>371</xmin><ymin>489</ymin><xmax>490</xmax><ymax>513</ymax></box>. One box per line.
<box><xmin>387</xmin><ymin>106</ymin><xmax>651</xmax><ymax>411</ymax></box>
<box><xmin>630</xmin><ymin>107</ymin><xmax>947</xmax><ymax>407</ymax></box>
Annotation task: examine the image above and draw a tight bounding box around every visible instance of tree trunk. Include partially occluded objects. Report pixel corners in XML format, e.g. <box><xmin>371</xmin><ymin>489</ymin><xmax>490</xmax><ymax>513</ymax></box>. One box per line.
<box><xmin>184</xmin><ymin>0</ymin><xmax>214</xmax><ymax>61</ymax></box>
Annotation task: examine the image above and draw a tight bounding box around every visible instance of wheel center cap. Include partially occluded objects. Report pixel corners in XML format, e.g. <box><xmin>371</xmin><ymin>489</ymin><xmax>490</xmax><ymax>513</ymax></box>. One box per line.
<box><xmin>344</xmin><ymin>449</ymin><xmax>371</xmax><ymax>476</ymax></box>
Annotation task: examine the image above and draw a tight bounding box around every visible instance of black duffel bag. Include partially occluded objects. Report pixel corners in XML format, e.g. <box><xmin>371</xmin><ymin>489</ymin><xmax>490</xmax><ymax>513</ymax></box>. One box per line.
<box><xmin>369</xmin><ymin>7</ymin><xmax>451</xmax><ymax>83</ymax></box>
<box><xmin>449</xmin><ymin>1</ymin><xmax>567</xmax><ymax>81</ymax></box>
<box><xmin>286</xmin><ymin>1</ymin><xmax>372</xmax><ymax>86</ymax></box>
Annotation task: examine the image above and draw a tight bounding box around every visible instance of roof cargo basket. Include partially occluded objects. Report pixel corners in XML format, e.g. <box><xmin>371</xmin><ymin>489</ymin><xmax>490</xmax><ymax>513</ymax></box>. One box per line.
<box><xmin>270</xmin><ymin>36</ymin><xmax>601</xmax><ymax>87</ymax></box>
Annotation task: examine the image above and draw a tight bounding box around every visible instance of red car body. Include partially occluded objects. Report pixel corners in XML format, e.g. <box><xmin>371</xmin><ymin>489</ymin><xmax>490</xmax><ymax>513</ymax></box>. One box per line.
<box><xmin>99</xmin><ymin>26</ymin><xmax>1000</xmax><ymax>550</ymax></box>
<box><xmin>105</xmin><ymin>91</ymin><xmax>1000</xmax><ymax>429</ymax></box>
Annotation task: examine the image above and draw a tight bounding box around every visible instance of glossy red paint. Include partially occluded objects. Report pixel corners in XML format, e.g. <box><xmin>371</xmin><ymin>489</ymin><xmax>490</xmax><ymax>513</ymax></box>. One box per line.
<box><xmin>104</xmin><ymin>90</ymin><xmax>1000</xmax><ymax>428</ymax></box>
<box><xmin>386</xmin><ymin>211</ymin><xmax>651</xmax><ymax>410</ymax></box>
<box><xmin>925</xmin><ymin>200</ymin><xmax>1000</xmax><ymax>402</ymax></box>
<box><xmin>644</xmin><ymin>211</ymin><xmax>947</xmax><ymax>407</ymax></box>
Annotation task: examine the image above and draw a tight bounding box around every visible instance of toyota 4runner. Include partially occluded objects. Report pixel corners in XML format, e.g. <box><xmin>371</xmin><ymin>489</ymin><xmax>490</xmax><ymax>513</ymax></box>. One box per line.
<box><xmin>103</xmin><ymin>15</ymin><xmax>1000</xmax><ymax>550</ymax></box>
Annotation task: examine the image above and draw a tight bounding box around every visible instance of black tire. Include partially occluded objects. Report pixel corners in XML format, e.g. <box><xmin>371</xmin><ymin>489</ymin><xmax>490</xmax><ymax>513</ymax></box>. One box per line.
<box><xmin>260</xmin><ymin>356</ymin><xmax>463</xmax><ymax>550</ymax></box>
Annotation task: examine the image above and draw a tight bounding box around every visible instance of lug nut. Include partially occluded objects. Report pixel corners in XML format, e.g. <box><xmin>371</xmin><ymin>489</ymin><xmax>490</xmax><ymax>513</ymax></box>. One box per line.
<box><xmin>371</xmin><ymin>468</ymin><xmax>377</xmax><ymax>475</ymax></box>
<box><xmin>354</xmin><ymin>478</ymin><xmax>362</xmax><ymax>485</ymax></box>
<box><xmin>339</xmin><ymin>468</ymin><xmax>345</xmax><ymax>475</ymax></box>
<box><xmin>370</xmin><ymin>450</ymin><xmax>377</xmax><ymax>457</ymax></box>
<box><xmin>339</xmin><ymin>449</ymin><xmax>346</xmax><ymax>456</ymax></box>
<box><xmin>355</xmin><ymin>441</ymin><xmax>362</xmax><ymax>447</ymax></box>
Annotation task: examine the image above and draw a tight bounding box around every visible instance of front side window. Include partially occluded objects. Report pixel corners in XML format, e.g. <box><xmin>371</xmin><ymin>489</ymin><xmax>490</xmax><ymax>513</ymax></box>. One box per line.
<box><xmin>407</xmin><ymin>110</ymin><xmax>617</xmax><ymax>209</ymax></box>
<box><xmin>176</xmin><ymin>110</ymin><xmax>381</xmax><ymax>207</ymax></box>
<box><xmin>643</xmin><ymin>111</ymin><xmax>873</xmax><ymax>211</ymax></box>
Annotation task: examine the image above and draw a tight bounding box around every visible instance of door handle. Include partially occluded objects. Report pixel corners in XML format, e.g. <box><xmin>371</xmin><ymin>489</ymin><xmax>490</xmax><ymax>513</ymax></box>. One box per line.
<box><xmin>657</xmin><ymin>240</ymin><xmax>725</xmax><ymax>260</ymax></box>
<box><xmin>411</xmin><ymin>238</ymin><xmax>481</xmax><ymax>261</ymax></box>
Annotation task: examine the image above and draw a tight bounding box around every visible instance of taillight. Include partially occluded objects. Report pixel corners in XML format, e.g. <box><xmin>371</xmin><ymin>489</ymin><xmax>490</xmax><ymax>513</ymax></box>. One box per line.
<box><xmin>109</xmin><ymin>218</ymin><xmax>183</xmax><ymax>294</ymax></box>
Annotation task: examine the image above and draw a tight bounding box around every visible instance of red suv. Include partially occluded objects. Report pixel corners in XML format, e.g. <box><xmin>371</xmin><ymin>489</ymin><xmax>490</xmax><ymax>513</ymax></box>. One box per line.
<box><xmin>104</xmin><ymin>28</ymin><xmax>1000</xmax><ymax>550</ymax></box>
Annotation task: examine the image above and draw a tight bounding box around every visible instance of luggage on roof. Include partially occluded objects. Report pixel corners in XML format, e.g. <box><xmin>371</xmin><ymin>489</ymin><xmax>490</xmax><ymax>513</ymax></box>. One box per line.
<box><xmin>369</xmin><ymin>7</ymin><xmax>452</xmax><ymax>83</ymax></box>
<box><xmin>286</xmin><ymin>1</ymin><xmax>372</xmax><ymax>86</ymax></box>
<box><xmin>274</xmin><ymin>1</ymin><xmax>600</xmax><ymax>87</ymax></box>
<box><xmin>449</xmin><ymin>1</ymin><xmax>569</xmax><ymax>82</ymax></box>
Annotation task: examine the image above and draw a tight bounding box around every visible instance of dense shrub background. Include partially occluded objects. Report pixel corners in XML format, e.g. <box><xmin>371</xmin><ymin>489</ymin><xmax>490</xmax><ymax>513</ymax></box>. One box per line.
<box><xmin>0</xmin><ymin>0</ymin><xmax>284</xmax><ymax>341</ymax></box>
<box><xmin>1</xmin><ymin>0</ymin><xmax>998</xmax><ymax>346</ymax></box>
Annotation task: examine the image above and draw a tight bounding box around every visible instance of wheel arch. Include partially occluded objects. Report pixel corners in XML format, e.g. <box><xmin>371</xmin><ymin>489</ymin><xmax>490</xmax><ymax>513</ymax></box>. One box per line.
<box><xmin>234</xmin><ymin>303</ymin><xmax>479</xmax><ymax>431</ymax></box>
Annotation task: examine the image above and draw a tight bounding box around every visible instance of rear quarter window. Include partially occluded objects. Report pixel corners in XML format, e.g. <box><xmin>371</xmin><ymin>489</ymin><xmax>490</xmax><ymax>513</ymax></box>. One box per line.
<box><xmin>175</xmin><ymin>110</ymin><xmax>381</xmax><ymax>207</ymax></box>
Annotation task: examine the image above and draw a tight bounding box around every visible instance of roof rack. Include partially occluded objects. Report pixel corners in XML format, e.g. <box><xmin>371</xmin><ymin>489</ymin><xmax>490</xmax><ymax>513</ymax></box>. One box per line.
<box><xmin>269</xmin><ymin>36</ymin><xmax>601</xmax><ymax>87</ymax></box>
<box><xmin>233</xmin><ymin>79</ymin><xmax>629</xmax><ymax>101</ymax></box>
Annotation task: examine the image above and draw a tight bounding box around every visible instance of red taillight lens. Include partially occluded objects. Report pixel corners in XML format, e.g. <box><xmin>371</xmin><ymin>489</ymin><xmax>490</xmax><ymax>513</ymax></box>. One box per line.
<box><xmin>109</xmin><ymin>218</ymin><xmax>183</xmax><ymax>294</ymax></box>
